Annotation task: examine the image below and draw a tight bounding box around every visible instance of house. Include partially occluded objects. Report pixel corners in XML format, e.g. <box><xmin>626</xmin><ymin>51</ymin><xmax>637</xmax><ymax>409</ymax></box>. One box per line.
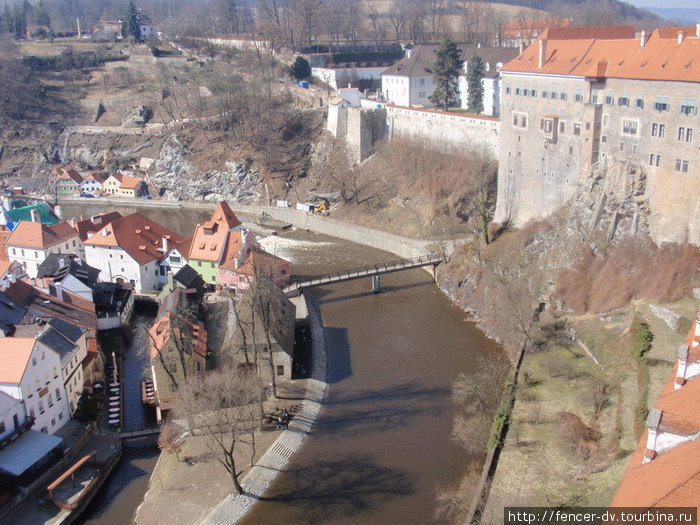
<box><xmin>148</xmin><ymin>289</ymin><xmax>207</xmax><ymax>421</ymax></box>
<box><xmin>102</xmin><ymin>173</ymin><xmax>146</xmax><ymax>197</ymax></box>
<box><xmin>71</xmin><ymin>213</ymin><xmax>123</xmax><ymax>243</ymax></box>
<box><xmin>37</xmin><ymin>254</ymin><xmax>101</xmax><ymax>302</ymax></box>
<box><xmin>79</xmin><ymin>173</ymin><xmax>109</xmax><ymax>196</ymax></box>
<box><xmin>0</xmin><ymin>390</ymin><xmax>33</xmax><ymax>447</ymax></box>
<box><xmin>0</xmin><ymin>338</ymin><xmax>71</xmax><ymax>435</ymax></box>
<box><xmin>187</xmin><ymin>202</ymin><xmax>242</xmax><ymax>285</ymax></box>
<box><xmin>84</xmin><ymin>213</ymin><xmax>185</xmax><ymax>292</ymax></box>
<box><xmin>231</xmin><ymin>280</ymin><xmax>296</xmax><ymax>381</ymax></box>
<box><xmin>158</xmin><ymin>264</ymin><xmax>207</xmax><ymax>301</ymax></box>
<box><xmin>220</xmin><ymin>247</ymin><xmax>291</xmax><ymax>293</ymax></box>
<box><xmin>493</xmin><ymin>25</ymin><xmax>700</xmax><ymax>245</ymax></box>
<box><xmin>0</xmin><ymin>428</ymin><xmax>63</xmax><ymax>491</ymax></box>
<box><xmin>0</xmin><ymin>260</ymin><xmax>25</xmax><ymax>288</ymax></box>
<box><xmin>6</xmin><ymin>220</ymin><xmax>82</xmax><ymax>278</ymax></box>
<box><xmin>499</xmin><ymin>18</ymin><xmax>571</xmax><ymax>48</ymax></box>
<box><xmin>611</xmin><ymin>310</ymin><xmax>700</xmax><ymax>512</ymax></box>
<box><xmin>458</xmin><ymin>48</ymin><xmax>519</xmax><ymax>117</ymax></box>
<box><xmin>161</xmin><ymin>237</ymin><xmax>191</xmax><ymax>277</ymax></box>
<box><xmin>54</xmin><ymin>167</ymin><xmax>83</xmax><ymax>196</ymax></box>
<box><xmin>381</xmin><ymin>44</ymin><xmax>518</xmax><ymax>115</ymax></box>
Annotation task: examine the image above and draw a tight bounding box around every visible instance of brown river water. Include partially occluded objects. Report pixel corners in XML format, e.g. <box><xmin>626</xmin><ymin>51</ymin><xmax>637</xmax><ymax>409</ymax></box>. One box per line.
<box><xmin>60</xmin><ymin>203</ymin><xmax>503</xmax><ymax>524</ymax></box>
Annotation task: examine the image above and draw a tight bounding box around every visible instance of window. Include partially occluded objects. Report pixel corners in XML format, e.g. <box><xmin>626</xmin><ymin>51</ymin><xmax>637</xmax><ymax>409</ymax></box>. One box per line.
<box><xmin>38</xmin><ymin>400</ymin><xmax>44</xmax><ymax>414</ymax></box>
<box><xmin>603</xmin><ymin>115</ymin><xmax>609</xmax><ymax>126</ymax></box>
<box><xmin>29</xmin><ymin>408</ymin><xmax>35</xmax><ymax>418</ymax></box>
<box><xmin>51</xmin><ymin>418</ymin><xmax>56</xmax><ymax>427</ymax></box>
<box><xmin>680</xmin><ymin>98</ymin><xmax>697</xmax><ymax>115</ymax></box>
<box><xmin>620</xmin><ymin>142</ymin><xmax>625</xmax><ymax>152</ymax></box>
<box><xmin>550</xmin><ymin>91</ymin><xmax>557</xmax><ymax>100</ymax></box>
<box><xmin>210</xmin><ymin>262</ymin><xmax>215</xmax><ymax>268</ymax></box>
<box><xmin>512</xmin><ymin>112</ymin><xmax>527</xmax><ymax>128</ymax></box>
<box><xmin>59</xmin><ymin>412</ymin><xmax>63</xmax><ymax>420</ymax></box>
<box><xmin>418</xmin><ymin>91</ymin><xmax>425</xmax><ymax>98</ymax></box>
<box><xmin>55</xmin><ymin>388</ymin><xmax>61</xmax><ymax>400</ymax></box>
<box><xmin>601</xmin><ymin>135</ymin><xmax>607</xmax><ymax>143</ymax></box>
<box><xmin>649</xmin><ymin>154</ymin><xmax>662</xmax><ymax>167</ymax></box>
<box><xmin>635</xmin><ymin>96</ymin><xmax>644</xmax><ymax>109</ymax></box>
<box><xmin>505</xmin><ymin>86</ymin><xmax>511</xmax><ymax>94</ymax></box>
<box><xmin>560</xmin><ymin>90</ymin><xmax>567</xmax><ymax>101</ymax></box>
<box><xmin>675</xmin><ymin>159</ymin><xmax>689</xmax><ymax>173</ymax></box>
<box><xmin>651</xmin><ymin>123</ymin><xmax>665</xmax><ymax>137</ymax></box>
<box><xmin>32</xmin><ymin>356</ymin><xmax>37</xmax><ymax>366</ymax></box>
<box><xmin>559</xmin><ymin>121</ymin><xmax>565</xmax><ymax>133</ymax></box>
<box><xmin>678</xmin><ymin>127</ymin><xmax>693</xmax><ymax>142</ymax></box>
<box><xmin>575</xmin><ymin>88</ymin><xmax>583</xmax><ymax>102</ymax></box>
<box><xmin>654</xmin><ymin>96</ymin><xmax>669</xmax><ymax>111</ymax></box>
<box><xmin>515</xmin><ymin>87</ymin><xmax>521</xmax><ymax>96</ymax></box>
<box><xmin>622</xmin><ymin>120</ymin><xmax>638</xmax><ymax>135</ymax></box>
<box><xmin>573</xmin><ymin>123</ymin><xmax>581</xmax><ymax>136</ymax></box>
<box><xmin>618</xmin><ymin>96</ymin><xmax>629</xmax><ymax>107</ymax></box>
<box><xmin>605</xmin><ymin>90</ymin><xmax>613</xmax><ymax>104</ymax></box>
<box><xmin>277</xmin><ymin>365</ymin><xmax>284</xmax><ymax>376</ymax></box>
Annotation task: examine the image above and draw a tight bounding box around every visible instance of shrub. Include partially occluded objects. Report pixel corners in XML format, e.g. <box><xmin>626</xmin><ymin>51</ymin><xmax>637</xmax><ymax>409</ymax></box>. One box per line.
<box><xmin>631</xmin><ymin>318</ymin><xmax>653</xmax><ymax>363</ymax></box>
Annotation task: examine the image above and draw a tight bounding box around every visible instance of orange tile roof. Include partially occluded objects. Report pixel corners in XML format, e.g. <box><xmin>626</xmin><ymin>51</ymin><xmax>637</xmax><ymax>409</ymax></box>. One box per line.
<box><xmin>0</xmin><ymin>338</ymin><xmax>36</xmax><ymax>383</ymax></box>
<box><xmin>7</xmin><ymin>220</ymin><xmax>79</xmax><ymax>250</ymax></box>
<box><xmin>118</xmin><ymin>174</ymin><xmax>144</xmax><ymax>189</ymax></box>
<box><xmin>188</xmin><ymin>203</ymin><xmax>241</xmax><ymax>262</ymax></box>
<box><xmin>502</xmin><ymin>26</ymin><xmax>700</xmax><ymax>83</ymax></box>
<box><xmin>148</xmin><ymin>315</ymin><xmax>207</xmax><ymax>359</ymax></box>
<box><xmin>218</xmin><ymin>231</ymin><xmax>244</xmax><ymax>270</ymax></box>
<box><xmin>0</xmin><ymin>260</ymin><xmax>12</xmax><ymax>276</ymax></box>
<box><xmin>84</xmin><ymin>213</ymin><xmax>184</xmax><ymax>265</ymax></box>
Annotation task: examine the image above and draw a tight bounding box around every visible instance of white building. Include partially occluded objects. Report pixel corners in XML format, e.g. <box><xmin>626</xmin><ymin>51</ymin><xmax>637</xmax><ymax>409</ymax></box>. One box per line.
<box><xmin>79</xmin><ymin>173</ymin><xmax>109</xmax><ymax>196</ymax></box>
<box><xmin>5</xmin><ymin>220</ymin><xmax>82</xmax><ymax>279</ymax></box>
<box><xmin>0</xmin><ymin>338</ymin><xmax>70</xmax><ymax>435</ymax></box>
<box><xmin>84</xmin><ymin>213</ymin><xmax>185</xmax><ymax>293</ymax></box>
<box><xmin>0</xmin><ymin>390</ymin><xmax>29</xmax><ymax>443</ymax></box>
<box><xmin>381</xmin><ymin>45</ymin><xmax>518</xmax><ymax>116</ymax></box>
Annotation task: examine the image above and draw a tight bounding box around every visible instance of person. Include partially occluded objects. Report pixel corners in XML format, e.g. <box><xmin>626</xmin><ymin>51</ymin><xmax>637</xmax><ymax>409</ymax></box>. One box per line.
<box><xmin>282</xmin><ymin>409</ymin><xmax>289</xmax><ymax>423</ymax></box>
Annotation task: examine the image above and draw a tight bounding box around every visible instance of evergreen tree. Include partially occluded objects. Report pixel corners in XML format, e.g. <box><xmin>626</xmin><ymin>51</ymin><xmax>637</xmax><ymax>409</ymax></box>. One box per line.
<box><xmin>467</xmin><ymin>53</ymin><xmax>485</xmax><ymax>115</ymax></box>
<box><xmin>429</xmin><ymin>37</ymin><xmax>463</xmax><ymax>111</ymax></box>
<box><xmin>290</xmin><ymin>55</ymin><xmax>311</xmax><ymax>80</ymax></box>
<box><xmin>35</xmin><ymin>0</ymin><xmax>51</xmax><ymax>28</ymax></box>
<box><xmin>121</xmin><ymin>0</ymin><xmax>141</xmax><ymax>42</ymax></box>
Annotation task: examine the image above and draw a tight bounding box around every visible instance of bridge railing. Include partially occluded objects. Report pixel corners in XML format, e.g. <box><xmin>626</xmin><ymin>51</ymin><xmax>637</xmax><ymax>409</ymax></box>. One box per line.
<box><xmin>284</xmin><ymin>254</ymin><xmax>442</xmax><ymax>293</ymax></box>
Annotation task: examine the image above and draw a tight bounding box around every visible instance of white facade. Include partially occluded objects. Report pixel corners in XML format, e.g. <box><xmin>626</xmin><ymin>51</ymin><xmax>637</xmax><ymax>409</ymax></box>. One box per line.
<box><xmin>458</xmin><ymin>76</ymin><xmax>502</xmax><ymax>117</ymax></box>
<box><xmin>85</xmin><ymin>244</ymin><xmax>163</xmax><ymax>292</ymax></box>
<box><xmin>60</xmin><ymin>340</ymin><xmax>87</xmax><ymax>414</ymax></box>
<box><xmin>382</xmin><ymin>74</ymin><xmax>434</xmax><ymax>107</ymax></box>
<box><xmin>7</xmin><ymin>237</ymin><xmax>82</xmax><ymax>279</ymax></box>
<box><xmin>312</xmin><ymin>66</ymin><xmax>385</xmax><ymax>91</ymax></box>
<box><xmin>79</xmin><ymin>178</ymin><xmax>103</xmax><ymax>196</ymax></box>
<box><xmin>0</xmin><ymin>340</ymin><xmax>70</xmax><ymax>435</ymax></box>
<box><xmin>0</xmin><ymin>391</ymin><xmax>27</xmax><ymax>441</ymax></box>
<box><xmin>162</xmin><ymin>246</ymin><xmax>187</xmax><ymax>276</ymax></box>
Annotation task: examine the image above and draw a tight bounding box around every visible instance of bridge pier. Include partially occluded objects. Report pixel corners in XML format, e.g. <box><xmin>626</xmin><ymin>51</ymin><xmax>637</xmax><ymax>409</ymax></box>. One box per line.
<box><xmin>372</xmin><ymin>275</ymin><xmax>381</xmax><ymax>293</ymax></box>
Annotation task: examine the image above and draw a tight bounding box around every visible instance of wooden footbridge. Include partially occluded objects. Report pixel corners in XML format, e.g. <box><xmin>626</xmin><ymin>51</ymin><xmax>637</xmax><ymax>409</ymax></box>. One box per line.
<box><xmin>119</xmin><ymin>423</ymin><xmax>161</xmax><ymax>440</ymax></box>
<box><xmin>283</xmin><ymin>253</ymin><xmax>444</xmax><ymax>296</ymax></box>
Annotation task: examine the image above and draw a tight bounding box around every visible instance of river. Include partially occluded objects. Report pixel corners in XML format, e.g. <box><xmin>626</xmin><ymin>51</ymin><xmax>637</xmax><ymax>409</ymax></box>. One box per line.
<box><xmin>60</xmin><ymin>203</ymin><xmax>503</xmax><ymax>524</ymax></box>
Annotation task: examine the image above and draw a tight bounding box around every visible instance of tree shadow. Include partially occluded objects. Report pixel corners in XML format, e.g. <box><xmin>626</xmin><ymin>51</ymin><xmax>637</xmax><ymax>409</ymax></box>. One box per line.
<box><xmin>259</xmin><ymin>454</ymin><xmax>415</xmax><ymax>522</ymax></box>
<box><xmin>313</xmin><ymin>379</ymin><xmax>449</xmax><ymax>436</ymax></box>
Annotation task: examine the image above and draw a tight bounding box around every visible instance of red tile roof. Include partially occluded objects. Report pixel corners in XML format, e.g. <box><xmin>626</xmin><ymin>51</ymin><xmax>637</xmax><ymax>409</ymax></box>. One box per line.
<box><xmin>502</xmin><ymin>18</ymin><xmax>571</xmax><ymax>39</ymax></box>
<box><xmin>72</xmin><ymin>212</ymin><xmax>123</xmax><ymax>241</ymax></box>
<box><xmin>119</xmin><ymin>174</ymin><xmax>144</xmax><ymax>189</ymax></box>
<box><xmin>57</xmin><ymin>168</ymin><xmax>83</xmax><ymax>184</ymax></box>
<box><xmin>83</xmin><ymin>213</ymin><xmax>185</xmax><ymax>266</ymax></box>
<box><xmin>7</xmin><ymin>220</ymin><xmax>79</xmax><ymax>250</ymax></box>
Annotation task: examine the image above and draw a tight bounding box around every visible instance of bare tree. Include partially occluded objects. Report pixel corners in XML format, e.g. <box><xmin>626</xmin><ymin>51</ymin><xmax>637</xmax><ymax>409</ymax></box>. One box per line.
<box><xmin>174</xmin><ymin>366</ymin><xmax>261</xmax><ymax>495</ymax></box>
<box><xmin>158</xmin><ymin>421</ymin><xmax>184</xmax><ymax>461</ymax></box>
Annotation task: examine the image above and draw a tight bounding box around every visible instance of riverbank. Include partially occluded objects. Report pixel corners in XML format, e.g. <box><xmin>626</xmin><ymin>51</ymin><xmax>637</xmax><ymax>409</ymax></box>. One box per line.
<box><xmin>135</xmin><ymin>292</ymin><xmax>329</xmax><ymax>524</ymax></box>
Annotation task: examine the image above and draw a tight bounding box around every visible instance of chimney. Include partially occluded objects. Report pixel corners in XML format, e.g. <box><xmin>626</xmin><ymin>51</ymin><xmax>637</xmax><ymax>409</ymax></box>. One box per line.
<box><xmin>30</xmin><ymin>208</ymin><xmax>39</xmax><ymax>223</ymax></box>
<box><xmin>59</xmin><ymin>257</ymin><xmax>66</xmax><ymax>269</ymax></box>
<box><xmin>639</xmin><ymin>30</ymin><xmax>646</xmax><ymax>47</ymax></box>
<box><xmin>54</xmin><ymin>205</ymin><xmax>63</xmax><ymax>219</ymax></box>
<box><xmin>675</xmin><ymin>344</ymin><xmax>690</xmax><ymax>390</ymax></box>
<box><xmin>696</xmin><ymin>23</ymin><xmax>700</xmax><ymax>38</ymax></box>
<box><xmin>162</xmin><ymin>236</ymin><xmax>168</xmax><ymax>253</ymax></box>
<box><xmin>644</xmin><ymin>408</ymin><xmax>663</xmax><ymax>463</ymax></box>
<box><xmin>101</xmin><ymin>228</ymin><xmax>109</xmax><ymax>237</ymax></box>
<box><xmin>677</xmin><ymin>31</ymin><xmax>686</xmax><ymax>44</ymax></box>
<box><xmin>519</xmin><ymin>41</ymin><xmax>524</xmax><ymax>55</ymax></box>
<box><xmin>538</xmin><ymin>39</ymin><xmax>547</xmax><ymax>69</ymax></box>
<box><xmin>54</xmin><ymin>281</ymin><xmax>64</xmax><ymax>302</ymax></box>
<box><xmin>70</xmin><ymin>218</ymin><xmax>76</xmax><ymax>228</ymax></box>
